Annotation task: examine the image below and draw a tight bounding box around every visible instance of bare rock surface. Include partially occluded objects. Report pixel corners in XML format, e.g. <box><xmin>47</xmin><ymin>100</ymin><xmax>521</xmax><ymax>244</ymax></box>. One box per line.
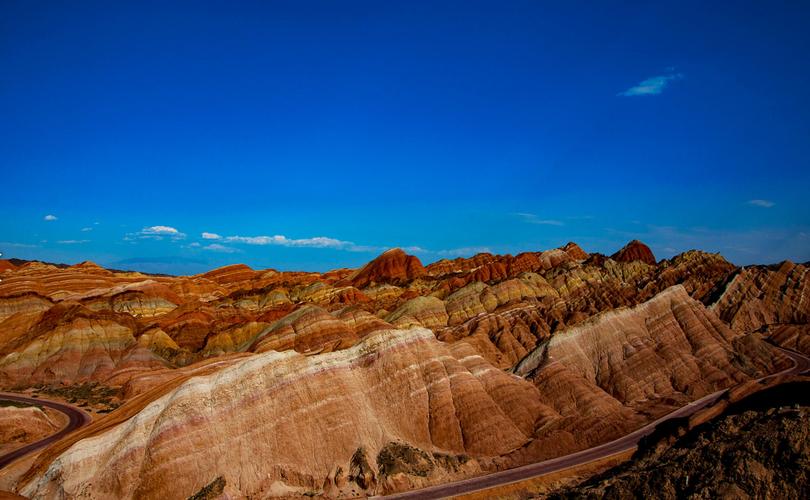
<box><xmin>19</xmin><ymin>328</ymin><xmax>550</xmax><ymax>498</ymax></box>
<box><xmin>548</xmin><ymin>381</ymin><xmax>810</xmax><ymax>499</ymax></box>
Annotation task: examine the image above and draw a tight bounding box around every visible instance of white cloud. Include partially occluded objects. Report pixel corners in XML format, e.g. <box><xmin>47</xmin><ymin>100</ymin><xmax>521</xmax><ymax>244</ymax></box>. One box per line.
<box><xmin>400</xmin><ymin>246</ymin><xmax>429</xmax><ymax>253</ymax></box>
<box><xmin>143</xmin><ymin>225</ymin><xmax>182</xmax><ymax>235</ymax></box>
<box><xmin>57</xmin><ymin>239</ymin><xmax>90</xmax><ymax>244</ymax></box>
<box><xmin>202</xmin><ymin>243</ymin><xmax>240</xmax><ymax>253</ymax></box>
<box><xmin>188</xmin><ymin>242</ymin><xmax>201</xmax><ymax>248</ymax></box>
<box><xmin>515</xmin><ymin>213</ymin><xmax>564</xmax><ymax>226</ymax></box>
<box><xmin>401</xmin><ymin>245</ymin><xmax>493</xmax><ymax>257</ymax></box>
<box><xmin>127</xmin><ymin>225</ymin><xmax>187</xmax><ymax>241</ymax></box>
<box><xmin>44</xmin><ymin>214</ymin><xmax>58</xmax><ymax>221</ymax></box>
<box><xmin>81</xmin><ymin>227</ymin><xmax>93</xmax><ymax>232</ymax></box>
<box><xmin>224</xmin><ymin>234</ymin><xmax>354</xmax><ymax>249</ymax></box>
<box><xmin>218</xmin><ymin>233</ymin><xmax>490</xmax><ymax>259</ymax></box>
<box><xmin>747</xmin><ymin>199</ymin><xmax>775</xmax><ymax>208</ymax></box>
<box><xmin>619</xmin><ymin>72</ymin><xmax>683</xmax><ymax>97</ymax></box>
<box><xmin>201</xmin><ymin>232</ymin><xmax>222</xmax><ymax>240</ymax></box>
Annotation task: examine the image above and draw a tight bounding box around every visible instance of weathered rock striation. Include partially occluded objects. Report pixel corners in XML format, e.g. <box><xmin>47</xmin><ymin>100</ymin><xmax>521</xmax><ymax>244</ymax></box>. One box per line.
<box><xmin>509</xmin><ymin>285</ymin><xmax>787</xmax><ymax>458</ymax></box>
<box><xmin>711</xmin><ymin>260</ymin><xmax>809</xmax><ymax>334</ymax></box>
<box><xmin>20</xmin><ymin>328</ymin><xmax>551</xmax><ymax>498</ymax></box>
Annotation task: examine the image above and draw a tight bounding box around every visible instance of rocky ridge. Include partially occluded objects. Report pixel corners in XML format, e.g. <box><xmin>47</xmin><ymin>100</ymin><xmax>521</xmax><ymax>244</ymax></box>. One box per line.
<box><xmin>0</xmin><ymin>241</ymin><xmax>803</xmax><ymax>497</ymax></box>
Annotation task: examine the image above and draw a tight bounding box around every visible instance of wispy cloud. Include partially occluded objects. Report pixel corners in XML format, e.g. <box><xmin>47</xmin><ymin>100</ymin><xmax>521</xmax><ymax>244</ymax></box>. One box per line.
<box><xmin>126</xmin><ymin>225</ymin><xmax>187</xmax><ymax>241</ymax></box>
<box><xmin>619</xmin><ymin>71</ymin><xmax>683</xmax><ymax>97</ymax></box>
<box><xmin>81</xmin><ymin>227</ymin><xmax>93</xmax><ymax>232</ymax></box>
<box><xmin>202</xmin><ymin>243</ymin><xmax>240</xmax><ymax>253</ymax></box>
<box><xmin>403</xmin><ymin>245</ymin><xmax>493</xmax><ymax>257</ymax></box>
<box><xmin>224</xmin><ymin>234</ymin><xmax>354</xmax><ymax>249</ymax></box>
<box><xmin>218</xmin><ymin>233</ymin><xmax>491</xmax><ymax>258</ymax></box>
<box><xmin>57</xmin><ymin>239</ymin><xmax>90</xmax><ymax>244</ymax></box>
<box><xmin>201</xmin><ymin>232</ymin><xmax>222</xmax><ymax>240</ymax></box>
<box><xmin>515</xmin><ymin>213</ymin><xmax>564</xmax><ymax>226</ymax></box>
<box><xmin>0</xmin><ymin>241</ymin><xmax>39</xmax><ymax>248</ymax></box>
<box><xmin>400</xmin><ymin>246</ymin><xmax>429</xmax><ymax>253</ymax></box>
<box><xmin>43</xmin><ymin>214</ymin><xmax>58</xmax><ymax>221</ymax></box>
<box><xmin>434</xmin><ymin>246</ymin><xmax>492</xmax><ymax>257</ymax></box>
<box><xmin>747</xmin><ymin>199</ymin><xmax>775</xmax><ymax>208</ymax></box>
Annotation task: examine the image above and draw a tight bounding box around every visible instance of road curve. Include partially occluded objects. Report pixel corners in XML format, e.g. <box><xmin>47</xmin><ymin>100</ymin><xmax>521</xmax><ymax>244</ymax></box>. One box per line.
<box><xmin>0</xmin><ymin>393</ymin><xmax>92</xmax><ymax>470</ymax></box>
<box><xmin>383</xmin><ymin>345</ymin><xmax>810</xmax><ymax>499</ymax></box>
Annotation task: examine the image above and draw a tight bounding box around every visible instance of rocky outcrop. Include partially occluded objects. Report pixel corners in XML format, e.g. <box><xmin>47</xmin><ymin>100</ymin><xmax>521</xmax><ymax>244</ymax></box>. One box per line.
<box><xmin>19</xmin><ymin>328</ymin><xmax>551</xmax><ymax>498</ymax></box>
<box><xmin>344</xmin><ymin>248</ymin><xmax>427</xmax><ymax>288</ymax></box>
<box><xmin>509</xmin><ymin>285</ymin><xmax>787</xmax><ymax>456</ymax></box>
<box><xmin>0</xmin><ymin>303</ymin><xmax>166</xmax><ymax>387</ymax></box>
<box><xmin>711</xmin><ymin>260</ymin><xmax>809</xmax><ymax>333</ymax></box>
<box><xmin>561</xmin><ymin>242</ymin><xmax>588</xmax><ymax>261</ymax></box>
<box><xmin>611</xmin><ymin>240</ymin><xmax>656</xmax><ymax>265</ymax></box>
<box><xmin>385</xmin><ymin>296</ymin><xmax>449</xmax><ymax>329</ymax></box>
<box><xmin>550</xmin><ymin>382</ymin><xmax>810</xmax><ymax>499</ymax></box>
<box><xmin>0</xmin><ymin>405</ymin><xmax>62</xmax><ymax>455</ymax></box>
<box><xmin>250</xmin><ymin>305</ymin><xmax>367</xmax><ymax>354</ymax></box>
<box><xmin>768</xmin><ymin>324</ymin><xmax>810</xmax><ymax>356</ymax></box>
<box><xmin>0</xmin><ymin>293</ymin><xmax>53</xmax><ymax>322</ymax></box>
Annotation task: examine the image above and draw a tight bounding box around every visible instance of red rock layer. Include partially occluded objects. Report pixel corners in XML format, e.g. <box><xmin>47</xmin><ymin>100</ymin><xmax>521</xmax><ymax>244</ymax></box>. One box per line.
<box><xmin>561</xmin><ymin>242</ymin><xmax>589</xmax><ymax>260</ymax></box>
<box><xmin>611</xmin><ymin>239</ymin><xmax>657</xmax><ymax>265</ymax></box>
<box><xmin>343</xmin><ymin>248</ymin><xmax>427</xmax><ymax>288</ymax></box>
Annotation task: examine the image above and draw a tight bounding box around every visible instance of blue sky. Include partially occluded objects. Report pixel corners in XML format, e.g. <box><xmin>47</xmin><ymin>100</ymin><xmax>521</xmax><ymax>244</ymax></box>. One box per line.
<box><xmin>2</xmin><ymin>1</ymin><xmax>809</xmax><ymax>274</ymax></box>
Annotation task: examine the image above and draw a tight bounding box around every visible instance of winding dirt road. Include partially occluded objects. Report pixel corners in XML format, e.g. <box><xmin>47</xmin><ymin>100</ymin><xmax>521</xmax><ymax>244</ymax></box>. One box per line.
<box><xmin>0</xmin><ymin>393</ymin><xmax>91</xmax><ymax>470</ymax></box>
<box><xmin>383</xmin><ymin>345</ymin><xmax>810</xmax><ymax>499</ymax></box>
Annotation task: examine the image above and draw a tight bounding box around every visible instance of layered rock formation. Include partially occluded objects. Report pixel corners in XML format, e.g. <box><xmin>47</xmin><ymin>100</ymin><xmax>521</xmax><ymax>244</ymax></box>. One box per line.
<box><xmin>0</xmin><ymin>405</ymin><xmax>62</xmax><ymax>455</ymax></box>
<box><xmin>509</xmin><ymin>285</ymin><xmax>787</xmax><ymax>457</ymax></box>
<box><xmin>712</xmin><ymin>261</ymin><xmax>809</xmax><ymax>333</ymax></box>
<box><xmin>610</xmin><ymin>240</ymin><xmax>656</xmax><ymax>265</ymax></box>
<box><xmin>0</xmin><ymin>241</ymin><xmax>799</xmax><ymax>498</ymax></box>
<box><xmin>0</xmin><ymin>303</ymin><xmax>167</xmax><ymax>387</ymax></box>
<box><xmin>0</xmin><ymin>242</ymin><xmax>755</xmax><ymax>392</ymax></box>
<box><xmin>561</xmin><ymin>242</ymin><xmax>589</xmax><ymax>261</ymax></box>
<box><xmin>343</xmin><ymin>248</ymin><xmax>427</xmax><ymax>288</ymax></box>
<box><xmin>19</xmin><ymin>328</ymin><xmax>551</xmax><ymax>498</ymax></box>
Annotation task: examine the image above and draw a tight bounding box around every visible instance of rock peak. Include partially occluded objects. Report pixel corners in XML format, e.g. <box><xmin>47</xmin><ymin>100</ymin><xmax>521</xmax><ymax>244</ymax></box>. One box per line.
<box><xmin>347</xmin><ymin>248</ymin><xmax>426</xmax><ymax>288</ymax></box>
<box><xmin>561</xmin><ymin>242</ymin><xmax>589</xmax><ymax>260</ymax></box>
<box><xmin>72</xmin><ymin>260</ymin><xmax>102</xmax><ymax>268</ymax></box>
<box><xmin>611</xmin><ymin>240</ymin><xmax>656</xmax><ymax>265</ymax></box>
